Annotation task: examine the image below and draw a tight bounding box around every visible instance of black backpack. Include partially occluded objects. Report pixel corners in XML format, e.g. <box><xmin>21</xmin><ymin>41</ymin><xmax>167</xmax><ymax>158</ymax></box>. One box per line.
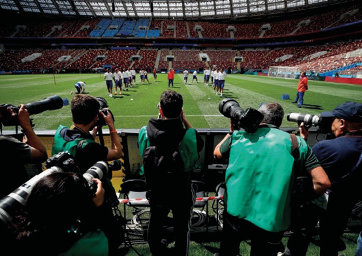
<box><xmin>143</xmin><ymin>135</ymin><xmax>191</xmax><ymax>204</ymax></box>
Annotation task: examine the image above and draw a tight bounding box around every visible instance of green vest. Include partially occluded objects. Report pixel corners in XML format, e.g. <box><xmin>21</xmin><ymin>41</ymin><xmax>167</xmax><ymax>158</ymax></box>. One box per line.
<box><xmin>138</xmin><ymin>126</ymin><xmax>199</xmax><ymax>175</ymax></box>
<box><xmin>52</xmin><ymin>125</ymin><xmax>95</xmax><ymax>157</ymax></box>
<box><xmin>59</xmin><ymin>230</ymin><xmax>108</xmax><ymax>256</ymax></box>
<box><xmin>225</xmin><ymin>127</ymin><xmax>295</xmax><ymax>232</ymax></box>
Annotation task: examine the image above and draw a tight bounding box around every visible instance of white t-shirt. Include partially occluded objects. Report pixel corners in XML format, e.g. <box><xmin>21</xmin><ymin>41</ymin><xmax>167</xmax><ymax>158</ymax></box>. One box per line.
<box><xmin>114</xmin><ymin>71</ymin><xmax>122</xmax><ymax>80</ymax></box>
<box><xmin>131</xmin><ymin>69</ymin><xmax>136</xmax><ymax>76</ymax></box>
<box><xmin>204</xmin><ymin>69</ymin><xmax>210</xmax><ymax>76</ymax></box>
<box><xmin>219</xmin><ymin>71</ymin><xmax>226</xmax><ymax>80</ymax></box>
<box><xmin>183</xmin><ymin>70</ymin><xmax>189</xmax><ymax>77</ymax></box>
<box><xmin>215</xmin><ymin>72</ymin><xmax>220</xmax><ymax>80</ymax></box>
<box><xmin>122</xmin><ymin>71</ymin><xmax>129</xmax><ymax>78</ymax></box>
<box><xmin>104</xmin><ymin>72</ymin><xmax>113</xmax><ymax>80</ymax></box>
<box><xmin>193</xmin><ymin>71</ymin><xmax>197</xmax><ymax>76</ymax></box>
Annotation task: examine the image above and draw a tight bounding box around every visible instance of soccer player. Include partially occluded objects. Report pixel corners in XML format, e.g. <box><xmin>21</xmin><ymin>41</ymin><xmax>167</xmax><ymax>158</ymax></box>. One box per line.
<box><xmin>104</xmin><ymin>68</ymin><xmax>113</xmax><ymax>97</ymax></box>
<box><xmin>183</xmin><ymin>70</ymin><xmax>189</xmax><ymax>85</ymax></box>
<box><xmin>131</xmin><ymin>68</ymin><xmax>136</xmax><ymax>85</ymax></box>
<box><xmin>218</xmin><ymin>68</ymin><xmax>227</xmax><ymax>97</ymax></box>
<box><xmin>114</xmin><ymin>68</ymin><xmax>122</xmax><ymax>95</ymax></box>
<box><xmin>214</xmin><ymin>68</ymin><xmax>220</xmax><ymax>94</ymax></box>
<box><xmin>192</xmin><ymin>70</ymin><xmax>198</xmax><ymax>84</ymax></box>
<box><xmin>144</xmin><ymin>69</ymin><xmax>150</xmax><ymax>84</ymax></box>
<box><xmin>71</xmin><ymin>81</ymin><xmax>86</xmax><ymax>94</ymax></box>
<box><xmin>122</xmin><ymin>68</ymin><xmax>130</xmax><ymax>91</ymax></box>
<box><xmin>139</xmin><ymin>68</ymin><xmax>145</xmax><ymax>85</ymax></box>
<box><xmin>204</xmin><ymin>67</ymin><xmax>210</xmax><ymax>86</ymax></box>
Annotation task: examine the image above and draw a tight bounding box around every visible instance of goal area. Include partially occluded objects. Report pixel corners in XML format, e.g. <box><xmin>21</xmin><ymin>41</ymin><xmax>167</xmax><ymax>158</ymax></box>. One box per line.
<box><xmin>268</xmin><ymin>66</ymin><xmax>299</xmax><ymax>79</ymax></box>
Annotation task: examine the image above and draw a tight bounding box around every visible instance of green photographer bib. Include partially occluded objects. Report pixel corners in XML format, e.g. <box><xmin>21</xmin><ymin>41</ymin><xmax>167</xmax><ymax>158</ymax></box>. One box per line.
<box><xmin>225</xmin><ymin>127</ymin><xmax>295</xmax><ymax>232</ymax></box>
<box><xmin>52</xmin><ymin>125</ymin><xmax>95</xmax><ymax>157</ymax></box>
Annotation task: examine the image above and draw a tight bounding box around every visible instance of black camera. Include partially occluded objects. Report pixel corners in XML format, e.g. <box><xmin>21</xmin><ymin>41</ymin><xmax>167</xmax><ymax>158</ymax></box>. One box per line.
<box><xmin>0</xmin><ymin>166</ymin><xmax>64</xmax><ymax>226</ymax></box>
<box><xmin>45</xmin><ymin>152</ymin><xmax>121</xmax><ymax>207</ymax></box>
<box><xmin>0</xmin><ymin>95</ymin><xmax>65</xmax><ymax>127</ymax></box>
<box><xmin>0</xmin><ymin>159</ymin><xmax>111</xmax><ymax>227</ymax></box>
<box><xmin>95</xmin><ymin>97</ymin><xmax>114</xmax><ymax>127</ymax></box>
<box><xmin>219</xmin><ymin>98</ymin><xmax>264</xmax><ymax>133</ymax></box>
<box><xmin>287</xmin><ymin>112</ymin><xmax>334</xmax><ymax>133</ymax></box>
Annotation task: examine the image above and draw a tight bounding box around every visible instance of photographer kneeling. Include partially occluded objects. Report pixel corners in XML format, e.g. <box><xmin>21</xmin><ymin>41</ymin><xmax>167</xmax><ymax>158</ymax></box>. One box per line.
<box><xmin>8</xmin><ymin>172</ymin><xmax>109</xmax><ymax>256</ymax></box>
<box><xmin>213</xmin><ymin>101</ymin><xmax>330</xmax><ymax>256</ymax></box>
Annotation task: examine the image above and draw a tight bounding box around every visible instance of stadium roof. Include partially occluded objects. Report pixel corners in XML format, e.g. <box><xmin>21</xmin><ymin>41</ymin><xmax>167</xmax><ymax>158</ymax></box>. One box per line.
<box><xmin>0</xmin><ymin>0</ymin><xmax>356</xmax><ymax>19</ymax></box>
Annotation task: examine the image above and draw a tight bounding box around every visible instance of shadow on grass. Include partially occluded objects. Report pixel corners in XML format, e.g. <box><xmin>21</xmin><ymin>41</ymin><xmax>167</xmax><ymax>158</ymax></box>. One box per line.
<box><xmin>301</xmin><ymin>104</ymin><xmax>323</xmax><ymax>110</ymax></box>
<box><xmin>113</xmin><ymin>95</ymin><xmax>124</xmax><ymax>99</ymax></box>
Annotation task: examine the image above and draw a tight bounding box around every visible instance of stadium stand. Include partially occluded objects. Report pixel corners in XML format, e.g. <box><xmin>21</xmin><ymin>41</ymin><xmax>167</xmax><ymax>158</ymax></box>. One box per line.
<box><xmin>176</xmin><ymin>20</ymin><xmax>188</xmax><ymax>38</ymax></box>
<box><xmin>162</xmin><ymin>20</ymin><xmax>176</xmax><ymax>38</ymax></box>
<box><xmin>158</xmin><ymin>49</ymin><xmax>171</xmax><ymax>70</ymax></box>
<box><xmin>133</xmin><ymin>49</ymin><xmax>158</xmax><ymax>70</ymax></box>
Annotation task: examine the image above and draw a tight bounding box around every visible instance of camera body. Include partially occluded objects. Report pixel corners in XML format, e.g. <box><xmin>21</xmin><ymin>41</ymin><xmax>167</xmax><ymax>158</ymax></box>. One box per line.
<box><xmin>46</xmin><ymin>152</ymin><xmax>121</xmax><ymax>206</ymax></box>
<box><xmin>287</xmin><ymin>112</ymin><xmax>334</xmax><ymax>133</ymax></box>
<box><xmin>95</xmin><ymin>97</ymin><xmax>114</xmax><ymax>127</ymax></box>
<box><xmin>0</xmin><ymin>95</ymin><xmax>64</xmax><ymax>127</ymax></box>
<box><xmin>219</xmin><ymin>98</ymin><xmax>264</xmax><ymax>133</ymax></box>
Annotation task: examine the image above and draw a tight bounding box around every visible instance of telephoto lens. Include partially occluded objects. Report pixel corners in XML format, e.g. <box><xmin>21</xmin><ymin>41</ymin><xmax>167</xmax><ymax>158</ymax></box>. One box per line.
<box><xmin>0</xmin><ymin>166</ymin><xmax>64</xmax><ymax>225</ymax></box>
<box><xmin>83</xmin><ymin>161</ymin><xmax>108</xmax><ymax>185</ymax></box>
<box><xmin>25</xmin><ymin>95</ymin><xmax>64</xmax><ymax>115</ymax></box>
<box><xmin>287</xmin><ymin>113</ymin><xmax>321</xmax><ymax>127</ymax></box>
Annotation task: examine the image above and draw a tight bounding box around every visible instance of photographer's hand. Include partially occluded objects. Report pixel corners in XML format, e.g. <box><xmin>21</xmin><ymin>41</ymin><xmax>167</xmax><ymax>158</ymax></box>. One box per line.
<box><xmin>299</xmin><ymin>122</ymin><xmax>309</xmax><ymax>141</ymax></box>
<box><xmin>181</xmin><ymin>109</ymin><xmax>192</xmax><ymax>128</ymax></box>
<box><xmin>12</xmin><ymin>105</ymin><xmax>47</xmax><ymax>162</ymax></box>
<box><xmin>99</xmin><ymin>109</ymin><xmax>123</xmax><ymax>161</ymax></box>
<box><xmin>99</xmin><ymin>109</ymin><xmax>115</xmax><ymax>130</ymax></box>
<box><xmin>92</xmin><ymin>178</ymin><xmax>105</xmax><ymax>207</ymax></box>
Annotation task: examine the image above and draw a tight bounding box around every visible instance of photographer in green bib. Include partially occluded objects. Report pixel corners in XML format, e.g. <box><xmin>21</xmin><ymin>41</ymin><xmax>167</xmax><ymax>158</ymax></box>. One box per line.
<box><xmin>51</xmin><ymin>94</ymin><xmax>123</xmax><ymax>255</ymax></box>
<box><xmin>213</xmin><ymin>100</ymin><xmax>330</xmax><ymax>256</ymax></box>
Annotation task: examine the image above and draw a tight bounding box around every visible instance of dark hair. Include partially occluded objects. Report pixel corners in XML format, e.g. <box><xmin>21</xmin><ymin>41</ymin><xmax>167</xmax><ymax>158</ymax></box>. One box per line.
<box><xmin>258</xmin><ymin>102</ymin><xmax>284</xmax><ymax>128</ymax></box>
<box><xmin>71</xmin><ymin>95</ymin><xmax>100</xmax><ymax>125</ymax></box>
<box><xmin>159</xmin><ymin>89</ymin><xmax>183</xmax><ymax>118</ymax></box>
<box><xmin>10</xmin><ymin>172</ymin><xmax>96</xmax><ymax>255</ymax></box>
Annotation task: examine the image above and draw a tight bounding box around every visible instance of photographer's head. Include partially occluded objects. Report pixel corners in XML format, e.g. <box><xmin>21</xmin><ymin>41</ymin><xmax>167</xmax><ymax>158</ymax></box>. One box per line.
<box><xmin>322</xmin><ymin>101</ymin><xmax>362</xmax><ymax>137</ymax></box>
<box><xmin>15</xmin><ymin>172</ymin><xmax>95</xmax><ymax>240</ymax></box>
<box><xmin>159</xmin><ymin>89</ymin><xmax>183</xmax><ymax>119</ymax></box>
<box><xmin>71</xmin><ymin>95</ymin><xmax>99</xmax><ymax>126</ymax></box>
<box><xmin>258</xmin><ymin>102</ymin><xmax>284</xmax><ymax>128</ymax></box>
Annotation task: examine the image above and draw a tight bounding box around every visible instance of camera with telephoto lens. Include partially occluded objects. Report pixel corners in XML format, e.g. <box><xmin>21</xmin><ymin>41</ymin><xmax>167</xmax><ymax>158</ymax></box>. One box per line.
<box><xmin>0</xmin><ymin>95</ymin><xmax>65</xmax><ymax>127</ymax></box>
<box><xmin>95</xmin><ymin>97</ymin><xmax>114</xmax><ymax>127</ymax></box>
<box><xmin>219</xmin><ymin>98</ymin><xmax>264</xmax><ymax>133</ymax></box>
<box><xmin>45</xmin><ymin>152</ymin><xmax>121</xmax><ymax>207</ymax></box>
<box><xmin>287</xmin><ymin>112</ymin><xmax>334</xmax><ymax>133</ymax></box>
<box><xmin>0</xmin><ymin>159</ymin><xmax>110</xmax><ymax>228</ymax></box>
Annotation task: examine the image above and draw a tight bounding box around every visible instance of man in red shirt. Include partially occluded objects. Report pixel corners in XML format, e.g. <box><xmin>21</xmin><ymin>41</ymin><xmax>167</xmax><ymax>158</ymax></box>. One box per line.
<box><xmin>292</xmin><ymin>71</ymin><xmax>308</xmax><ymax>108</ymax></box>
<box><xmin>153</xmin><ymin>68</ymin><xmax>157</xmax><ymax>82</ymax></box>
<box><xmin>167</xmin><ymin>69</ymin><xmax>174</xmax><ymax>87</ymax></box>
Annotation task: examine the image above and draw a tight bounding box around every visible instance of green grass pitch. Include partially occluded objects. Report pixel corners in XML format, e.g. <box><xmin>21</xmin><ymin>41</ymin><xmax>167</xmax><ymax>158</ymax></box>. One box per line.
<box><xmin>1</xmin><ymin>73</ymin><xmax>361</xmax><ymax>131</ymax></box>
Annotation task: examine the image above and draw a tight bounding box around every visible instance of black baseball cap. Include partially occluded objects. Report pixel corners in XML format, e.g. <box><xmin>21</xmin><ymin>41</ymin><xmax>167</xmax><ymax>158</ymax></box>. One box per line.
<box><xmin>322</xmin><ymin>101</ymin><xmax>362</xmax><ymax>123</ymax></box>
